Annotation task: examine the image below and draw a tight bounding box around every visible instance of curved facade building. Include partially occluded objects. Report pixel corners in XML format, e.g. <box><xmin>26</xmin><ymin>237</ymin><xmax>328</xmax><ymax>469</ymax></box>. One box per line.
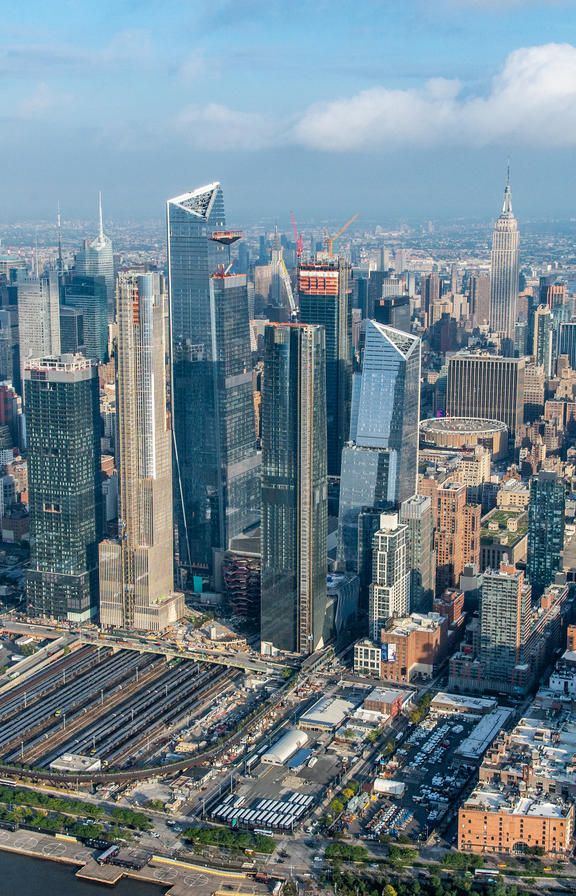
<box><xmin>420</xmin><ymin>417</ymin><xmax>508</xmax><ymax>459</ymax></box>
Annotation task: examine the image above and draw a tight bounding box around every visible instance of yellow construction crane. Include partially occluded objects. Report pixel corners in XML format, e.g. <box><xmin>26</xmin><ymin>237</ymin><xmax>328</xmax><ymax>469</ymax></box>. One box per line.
<box><xmin>323</xmin><ymin>212</ymin><xmax>359</xmax><ymax>255</ymax></box>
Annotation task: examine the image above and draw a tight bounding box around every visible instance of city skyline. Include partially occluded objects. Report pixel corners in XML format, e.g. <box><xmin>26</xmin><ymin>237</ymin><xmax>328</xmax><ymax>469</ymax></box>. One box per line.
<box><xmin>3</xmin><ymin>2</ymin><xmax>576</xmax><ymax>221</ymax></box>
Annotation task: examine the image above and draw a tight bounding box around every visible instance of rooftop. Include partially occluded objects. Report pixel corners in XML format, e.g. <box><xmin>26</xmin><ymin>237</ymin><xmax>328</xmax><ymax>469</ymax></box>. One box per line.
<box><xmin>421</xmin><ymin>417</ymin><xmax>507</xmax><ymax>435</ymax></box>
<box><xmin>464</xmin><ymin>785</ymin><xmax>571</xmax><ymax>818</ymax></box>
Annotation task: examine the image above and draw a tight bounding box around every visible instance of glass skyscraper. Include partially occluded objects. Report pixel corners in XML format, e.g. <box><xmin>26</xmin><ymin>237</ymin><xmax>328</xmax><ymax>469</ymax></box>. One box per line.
<box><xmin>167</xmin><ymin>184</ymin><xmax>260</xmax><ymax>579</ymax></box>
<box><xmin>25</xmin><ymin>355</ymin><xmax>102</xmax><ymax>622</ymax></box>
<box><xmin>298</xmin><ymin>257</ymin><xmax>352</xmax><ymax>476</ymax></box>
<box><xmin>62</xmin><ymin>274</ymin><xmax>108</xmax><ymax>364</ymax></box>
<box><xmin>260</xmin><ymin>323</ymin><xmax>328</xmax><ymax>655</ymax></box>
<box><xmin>527</xmin><ymin>470</ymin><xmax>565</xmax><ymax>595</ymax></box>
<box><xmin>74</xmin><ymin>196</ymin><xmax>115</xmax><ymax>321</ymax></box>
<box><xmin>337</xmin><ymin>321</ymin><xmax>421</xmax><ymax>572</ymax></box>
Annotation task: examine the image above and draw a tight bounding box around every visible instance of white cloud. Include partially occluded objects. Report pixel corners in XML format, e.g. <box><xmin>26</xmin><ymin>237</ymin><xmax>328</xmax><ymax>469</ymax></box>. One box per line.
<box><xmin>175</xmin><ymin>103</ymin><xmax>280</xmax><ymax>150</ymax></box>
<box><xmin>178</xmin><ymin>51</ymin><xmax>209</xmax><ymax>83</ymax></box>
<box><xmin>292</xmin><ymin>42</ymin><xmax>576</xmax><ymax>150</ymax></box>
<box><xmin>18</xmin><ymin>82</ymin><xmax>72</xmax><ymax>119</ymax></box>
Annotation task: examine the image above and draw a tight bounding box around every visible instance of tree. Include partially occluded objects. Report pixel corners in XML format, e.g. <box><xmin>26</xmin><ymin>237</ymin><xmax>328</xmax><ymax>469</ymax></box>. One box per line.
<box><xmin>383</xmin><ymin>886</ymin><xmax>398</xmax><ymax>896</ymax></box>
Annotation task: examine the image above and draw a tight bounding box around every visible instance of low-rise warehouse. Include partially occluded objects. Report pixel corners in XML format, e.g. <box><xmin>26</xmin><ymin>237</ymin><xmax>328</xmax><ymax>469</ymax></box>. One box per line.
<box><xmin>298</xmin><ymin>696</ymin><xmax>356</xmax><ymax>732</ymax></box>
<box><xmin>261</xmin><ymin>729</ymin><xmax>308</xmax><ymax>765</ymax></box>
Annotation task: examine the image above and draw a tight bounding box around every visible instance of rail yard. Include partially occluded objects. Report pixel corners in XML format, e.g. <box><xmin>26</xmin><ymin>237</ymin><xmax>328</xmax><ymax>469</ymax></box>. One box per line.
<box><xmin>0</xmin><ymin>640</ymin><xmax>240</xmax><ymax>771</ymax></box>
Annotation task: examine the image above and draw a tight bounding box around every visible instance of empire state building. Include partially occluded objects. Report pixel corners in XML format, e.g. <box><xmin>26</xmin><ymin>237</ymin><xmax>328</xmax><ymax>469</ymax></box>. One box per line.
<box><xmin>489</xmin><ymin>172</ymin><xmax>519</xmax><ymax>343</ymax></box>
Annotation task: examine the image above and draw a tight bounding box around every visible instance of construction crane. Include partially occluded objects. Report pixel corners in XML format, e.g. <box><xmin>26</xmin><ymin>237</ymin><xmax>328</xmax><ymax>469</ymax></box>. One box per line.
<box><xmin>290</xmin><ymin>210</ymin><xmax>303</xmax><ymax>258</ymax></box>
<box><xmin>323</xmin><ymin>212</ymin><xmax>359</xmax><ymax>256</ymax></box>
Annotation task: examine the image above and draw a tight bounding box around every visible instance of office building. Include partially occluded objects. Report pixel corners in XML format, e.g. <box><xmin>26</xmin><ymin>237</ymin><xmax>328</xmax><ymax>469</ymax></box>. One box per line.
<box><xmin>351</xmin><ymin>321</ymin><xmax>420</xmax><ymax>500</ymax></box>
<box><xmin>469</xmin><ymin>272</ymin><xmax>490</xmax><ymax>328</ymax></box>
<box><xmin>17</xmin><ymin>272</ymin><xmax>61</xmax><ymax>389</ymax></box>
<box><xmin>527</xmin><ymin>470</ymin><xmax>565</xmax><ymax>594</ymax></box>
<box><xmin>446</xmin><ymin>352</ymin><xmax>524</xmax><ymax>440</ymax></box>
<box><xmin>420</xmin><ymin>273</ymin><xmax>440</xmax><ymax>323</ymax></box>
<box><xmin>435</xmin><ymin>481</ymin><xmax>481</xmax><ymax>593</ymax></box>
<box><xmin>533</xmin><ymin>304</ymin><xmax>553</xmax><ymax>377</ymax></box>
<box><xmin>25</xmin><ymin>355</ymin><xmax>102</xmax><ymax>622</ymax></box>
<box><xmin>373</xmin><ymin>294</ymin><xmax>411</xmax><ymax>333</ymax></box>
<box><xmin>336</xmin><ymin>322</ymin><xmax>420</xmax><ymax>572</ymax></box>
<box><xmin>355</xmin><ymin>611</ymin><xmax>453</xmax><ymax>682</ymax></box>
<box><xmin>62</xmin><ymin>275</ymin><xmax>108</xmax><ymax>363</ymax></box>
<box><xmin>400</xmin><ymin>494</ymin><xmax>435</xmax><ymax>613</ymax></box>
<box><xmin>559</xmin><ymin>321</ymin><xmax>576</xmax><ymax>370</ymax></box>
<box><xmin>260</xmin><ymin>323</ymin><xmax>328</xmax><ymax>656</ymax></box>
<box><xmin>523</xmin><ymin>362</ymin><xmax>545</xmax><ymax>421</ymax></box>
<box><xmin>59</xmin><ymin>306</ymin><xmax>85</xmax><ymax>355</ymax></box>
<box><xmin>167</xmin><ymin>184</ymin><xmax>260</xmax><ymax>579</ymax></box>
<box><xmin>99</xmin><ymin>273</ymin><xmax>185</xmax><ymax>631</ymax></box>
<box><xmin>489</xmin><ymin>173</ymin><xmax>520</xmax><ymax>341</ymax></box>
<box><xmin>298</xmin><ymin>258</ymin><xmax>352</xmax><ymax>476</ymax></box>
<box><xmin>368</xmin><ymin>513</ymin><xmax>410</xmax><ymax>641</ymax></box>
<box><xmin>74</xmin><ymin>196</ymin><xmax>115</xmax><ymax>320</ymax></box>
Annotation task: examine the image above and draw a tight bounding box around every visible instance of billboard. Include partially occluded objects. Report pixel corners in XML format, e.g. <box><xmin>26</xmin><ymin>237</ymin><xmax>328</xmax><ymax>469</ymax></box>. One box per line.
<box><xmin>381</xmin><ymin>644</ymin><xmax>388</xmax><ymax>662</ymax></box>
<box><xmin>387</xmin><ymin>642</ymin><xmax>397</xmax><ymax>663</ymax></box>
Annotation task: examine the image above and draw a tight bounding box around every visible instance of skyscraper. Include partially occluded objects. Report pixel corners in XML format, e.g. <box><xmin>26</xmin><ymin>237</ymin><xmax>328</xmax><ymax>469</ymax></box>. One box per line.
<box><xmin>559</xmin><ymin>321</ymin><xmax>576</xmax><ymax>370</ymax></box>
<box><xmin>368</xmin><ymin>513</ymin><xmax>409</xmax><ymax>641</ymax></box>
<box><xmin>489</xmin><ymin>172</ymin><xmax>519</xmax><ymax>342</ymax></box>
<box><xmin>17</xmin><ymin>272</ymin><xmax>60</xmax><ymax>388</ymax></box>
<box><xmin>298</xmin><ymin>257</ymin><xmax>352</xmax><ymax>476</ymax></box>
<box><xmin>260</xmin><ymin>323</ymin><xmax>328</xmax><ymax>656</ymax></box>
<box><xmin>527</xmin><ymin>470</ymin><xmax>565</xmax><ymax>595</ymax></box>
<box><xmin>99</xmin><ymin>274</ymin><xmax>185</xmax><ymax>631</ymax></box>
<box><xmin>400</xmin><ymin>494</ymin><xmax>435</xmax><ymax>614</ymax></box>
<box><xmin>446</xmin><ymin>352</ymin><xmax>525</xmax><ymax>440</ymax></box>
<box><xmin>25</xmin><ymin>355</ymin><xmax>102</xmax><ymax>622</ymax></box>
<box><xmin>420</xmin><ymin>273</ymin><xmax>440</xmax><ymax>324</ymax></box>
<box><xmin>480</xmin><ymin>564</ymin><xmax>530</xmax><ymax>683</ymax></box>
<box><xmin>74</xmin><ymin>195</ymin><xmax>115</xmax><ymax>321</ymax></box>
<box><xmin>469</xmin><ymin>272</ymin><xmax>490</xmax><ymax>328</ymax></box>
<box><xmin>63</xmin><ymin>274</ymin><xmax>108</xmax><ymax>363</ymax></box>
<box><xmin>532</xmin><ymin>304</ymin><xmax>553</xmax><ymax>377</ymax></box>
<box><xmin>352</xmin><ymin>323</ymin><xmax>420</xmax><ymax>496</ymax></box>
<box><xmin>167</xmin><ymin>184</ymin><xmax>260</xmax><ymax>579</ymax></box>
<box><xmin>337</xmin><ymin>322</ymin><xmax>421</xmax><ymax>572</ymax></box>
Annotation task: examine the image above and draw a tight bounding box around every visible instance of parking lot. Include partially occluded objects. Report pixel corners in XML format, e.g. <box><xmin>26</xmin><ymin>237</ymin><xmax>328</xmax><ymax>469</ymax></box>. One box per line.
<box><xmin>358</xmin><ymin>709</ymin><xmax>488</xmax><ymax>842</ymax></box>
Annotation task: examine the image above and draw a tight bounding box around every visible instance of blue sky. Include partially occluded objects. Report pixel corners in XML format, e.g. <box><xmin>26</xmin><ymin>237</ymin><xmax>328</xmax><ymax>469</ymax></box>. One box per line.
<box><xmin>2</xmin><ymin>0</ymin><xmax>576</xmax><ymax>224</ymax></box>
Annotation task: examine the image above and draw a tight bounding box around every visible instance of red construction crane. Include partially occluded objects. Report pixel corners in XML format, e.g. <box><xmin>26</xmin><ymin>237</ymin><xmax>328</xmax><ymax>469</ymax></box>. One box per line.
<box><xmin>290</xmin><ymin>210</ymin><xmax>303</xmax><ymax>259</ymax></box>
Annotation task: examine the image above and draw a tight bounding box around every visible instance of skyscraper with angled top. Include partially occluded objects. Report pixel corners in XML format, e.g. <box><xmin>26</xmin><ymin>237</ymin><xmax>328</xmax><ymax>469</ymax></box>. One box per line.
<box><xmin>336</xmin><ymin>322</ymin><xmax>421</xmax><ymax>573</ymax></box>
<box><xmin>167</xmin><ymin>184</ymin><xmax>260</xmax><ymax>581</ymax></box>
<box><xmin>489</xmin><ymin>170</ymin><xmax>519</xmax><ymax>342</ymax></box>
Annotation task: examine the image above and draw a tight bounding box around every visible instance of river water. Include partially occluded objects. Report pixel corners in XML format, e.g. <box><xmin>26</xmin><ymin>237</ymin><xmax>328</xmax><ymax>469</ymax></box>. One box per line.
<box><xmin>0</xmin><ymin>852</ymin><xmax>166</xmax><ymax>894</ymax></box>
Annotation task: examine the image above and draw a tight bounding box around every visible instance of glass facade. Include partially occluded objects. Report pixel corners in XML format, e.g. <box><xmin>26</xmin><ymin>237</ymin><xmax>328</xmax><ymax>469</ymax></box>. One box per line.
<box><xmin>336</xmin><ymin>321</ymin><xmax>421</xmax><ymax>573</ymax></box>
<box><xmin>336</xmin><ymin>445</ymin><xmax>391</xmax><ymax>572</ymax></box>
<box><xmin>527</xmin><ymin>471</ymin><xmax>565</xmax><ymax>595</ymax></box>
<box><xmin>25</xmin><ymin>356</ymin><xmax>102</xmax><ymax>622</ymax></box>
<box><xmin>167</xmin><ymin>185</ymin><xmax>260</xmax><ymax>577</ymax></box>
<box><xmin>62</xmin><ymin>274</ymin><xmax>108</xmax><ymax>364</ymax></box>
<box><xmin>260</xmin><ymin>324</ymin><xmax>328</xmax><ymax>655</ymax></box>
<box><xmin>298</xmin><ymin>259</ymin><xmax>352</xmax><ymax>476</ymax></box>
